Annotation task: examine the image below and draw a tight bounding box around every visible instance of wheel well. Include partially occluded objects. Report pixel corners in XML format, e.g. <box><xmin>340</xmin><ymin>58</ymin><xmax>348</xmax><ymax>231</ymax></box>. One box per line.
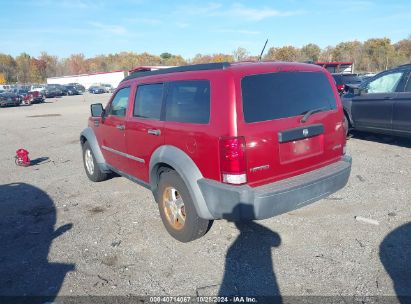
<box><xmin>156</xmin><ymin>163</ymin><xmax>175</xmax><ymax>179</ymax></box>
<box><xmin>343</xmin><ymin>109</ymin><xmax>352</xmax><ymax>127</ymax></box>
<box><xmin>80</xmin><ymin>135</ymin><xmax>87</xmax><ymax>145</ymax></box>
<box><xmin>150</xmin><ymin>163</ymin><xmax>175</xmax><ymax>192</ymax></box>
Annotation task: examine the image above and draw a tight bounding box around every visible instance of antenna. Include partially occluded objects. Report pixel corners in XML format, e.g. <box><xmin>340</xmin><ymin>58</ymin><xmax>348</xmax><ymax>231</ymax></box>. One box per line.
<box><xmin>258</xmin><ymin>39</ymin><xmax>268</xmax><ymax>61</ymax></box>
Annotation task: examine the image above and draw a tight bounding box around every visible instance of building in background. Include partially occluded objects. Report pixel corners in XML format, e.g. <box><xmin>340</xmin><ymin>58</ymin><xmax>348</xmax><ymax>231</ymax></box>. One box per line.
<box><xmin>46</xmin><ymin>66</ymin><xmax>174</xmax><ymax>90</ymax></box>
<box><xmin>47</xmin><ymin>70</ymin><xmax>127</xmax><ymax>90</ymax></box>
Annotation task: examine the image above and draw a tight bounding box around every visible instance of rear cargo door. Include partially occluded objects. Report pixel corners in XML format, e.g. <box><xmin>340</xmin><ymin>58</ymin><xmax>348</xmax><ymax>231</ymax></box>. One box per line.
<box><xmin>238</xmin><ymin>71</ymin><xmax>345</xmax><ymax>187</ymax></box>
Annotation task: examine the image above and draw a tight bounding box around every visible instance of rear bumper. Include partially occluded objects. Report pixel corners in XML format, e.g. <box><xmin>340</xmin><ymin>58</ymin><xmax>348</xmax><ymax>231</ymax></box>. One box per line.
<box><xmin>198</xmin><ymin>155</ymin><xmax>352</xmax><ymax>220</ymax></box>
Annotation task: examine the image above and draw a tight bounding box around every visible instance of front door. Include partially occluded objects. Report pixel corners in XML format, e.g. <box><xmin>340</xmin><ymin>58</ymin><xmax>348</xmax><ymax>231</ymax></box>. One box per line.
<box><xmin>351</xmin><ymin>71</ymin><xmax>405</xmax><ymax>132</ymax></box>
<box><xmin>99</xmin><ymin>87</ymin><xmax>131</xmax><ymax>173</ymax></box>
<box><xmin>125</xmin><ymin>83</ymin><xmax>165</xmax><ymax>183</ymax></box>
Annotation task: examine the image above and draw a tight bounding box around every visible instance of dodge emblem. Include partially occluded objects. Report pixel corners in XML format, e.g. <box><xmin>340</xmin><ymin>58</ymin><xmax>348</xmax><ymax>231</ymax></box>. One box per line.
<box><xmin>303</xmin><ymin>129</ymin><xmax>309</xmax><ymax>137</ymax></box>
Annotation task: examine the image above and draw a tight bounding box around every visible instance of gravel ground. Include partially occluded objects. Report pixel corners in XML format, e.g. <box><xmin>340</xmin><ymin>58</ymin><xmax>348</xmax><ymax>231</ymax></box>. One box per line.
<box><xmin>0</xmin><ymin>94</ymin><xmax>410</xmax><ymax>301</ymax></box>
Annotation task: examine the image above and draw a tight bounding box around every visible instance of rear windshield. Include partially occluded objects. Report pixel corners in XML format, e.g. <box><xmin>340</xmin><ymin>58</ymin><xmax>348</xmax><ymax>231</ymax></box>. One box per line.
<box><xmin>341</xmin><ymin>75</ymin><xmax>361</xmax><ymax>83</ymax></box>
<box><xmin>242</xmin><ymin>71</ymin><xmax>337</xmax><ymax>123</ymax></box>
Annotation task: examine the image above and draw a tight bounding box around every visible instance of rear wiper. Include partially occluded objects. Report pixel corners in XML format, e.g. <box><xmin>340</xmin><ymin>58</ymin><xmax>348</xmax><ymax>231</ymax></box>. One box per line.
<box><xmin>300</xmin><ymin>107</ymin><xmax>327</xmax><ymax>123</ymax></box>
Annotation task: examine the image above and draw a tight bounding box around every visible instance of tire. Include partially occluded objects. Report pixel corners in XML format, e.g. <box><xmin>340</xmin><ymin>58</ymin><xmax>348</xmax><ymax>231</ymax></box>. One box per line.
<box><xmin>156</xmin><ymin>170</ymin><xmax>212</xmax><ymax>242</ymax></box>
<box><xmin>82</xmin><ymin>141</ymin><xmax>108</xmax><ymax>182</ymax></box>
<box><xmin>344</xmin><ymin>115</ymin><xmax>350</xmax><ymax>137</ymax></box>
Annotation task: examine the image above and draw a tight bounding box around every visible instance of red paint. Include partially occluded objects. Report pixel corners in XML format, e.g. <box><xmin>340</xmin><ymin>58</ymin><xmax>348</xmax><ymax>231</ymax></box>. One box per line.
<box><xmin>90</xmin><ymin>62</ymin><xmax>346</xmax><ymax>187</ymax></box>
<box><xmin>15</xmin><ymin>149</ymin><xmax>30</xmax><ymax>166</ymax></box>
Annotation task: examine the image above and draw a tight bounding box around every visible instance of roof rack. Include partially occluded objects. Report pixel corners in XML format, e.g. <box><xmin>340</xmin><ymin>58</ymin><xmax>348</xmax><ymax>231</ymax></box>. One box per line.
<box><xmin>122</xmin><ymin>62</ymin><xmax>231</xmax><ymax>82</ymax></box>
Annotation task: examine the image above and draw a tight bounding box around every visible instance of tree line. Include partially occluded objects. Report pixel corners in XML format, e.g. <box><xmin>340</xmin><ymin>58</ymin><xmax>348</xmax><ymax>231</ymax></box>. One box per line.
<box><xmin>0</xmin><ymin>36</ymin><xmax>410</xmax><ymax>84</ymax></box>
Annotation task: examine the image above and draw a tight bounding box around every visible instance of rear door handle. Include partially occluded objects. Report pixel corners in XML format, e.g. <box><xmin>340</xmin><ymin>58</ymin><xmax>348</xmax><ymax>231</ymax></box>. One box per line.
<box><xmin>116</xmin><ymin>124</ymin><xmax>125</xmax><ymax>130</ymax></box>
<box><xmin>148</xmin><ymin>129</ymin><xmax>161</xmax><ymax>136</ymax></box>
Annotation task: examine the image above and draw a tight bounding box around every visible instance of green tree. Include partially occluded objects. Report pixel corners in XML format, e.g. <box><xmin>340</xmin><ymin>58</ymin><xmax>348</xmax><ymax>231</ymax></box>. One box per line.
<box><xmin>264</xmin><ymin>46</ymin><xmax>300</xmax><ymax>61</ymax></box>
<box><xmin>394</xmin><ymin>36</ymin><xmax>411</xmax><ymax>65</ymax></box>
<box><xmin>332</xmin><ymin>41</ymin><xmax>366</xmax><ymax>71</ymax></box>
<box><xmin>363</xmin><ymin>38</ymin><xmax>395</xmax><ymax>72</ymax></box>
<box><xmin>39</xmin><ymin>52</ymin><xmax>59</xmax><ymax>78</ymax></box>
<box><xmin>319</xmin><ymin>46</ymin><xmax>335</xmax><ymax>62</ymax></box>
<box><xmin>300</xmin><ymin>43</ymin><xmax>321</xmax><ymax>62</ymax></box>
<box><xmin>160</xmin><ymin>52</ymin><xmax>172</xmax><ymax>61</ymax></box>
<box><xmin>233</xmin><ymin>47</ymin><xmax>250</xmax><ymax>62</ymax></box>
<box><xmin>15</xmin><ymin>53</ymin><xmax>31</xmax><ymax>83</ymax></box>
<box><xmin>191</xmin><ymin>54</ymin><xmax>213</xmax><ymax>64</ymax></box>
<box><xmin>0</xmin><ymin>54</ymin><xmax>17</xmax><ymax>82</ymax></box>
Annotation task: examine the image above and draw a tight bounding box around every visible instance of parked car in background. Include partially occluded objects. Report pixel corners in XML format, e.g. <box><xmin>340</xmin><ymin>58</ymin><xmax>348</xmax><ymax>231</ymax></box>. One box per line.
<box><xmin>31</xmin><ymin>84</ymin><xmax>46</xmax><ymax>94</ymax></box>
<box><xmin>0</xmin><ymin>92</ymin><xmax>20</xmax><ymax>107</ymax></box>
<box><xmin>23</xmin><ymin>90</ymin><xmax>45</xmax><ymax>105</ymax></box>
<box><xmin>44</xmin><ymin>85</ymin><xmax>62</xmax><ymax>98</ymax></box>
<box><xmin>88</xmin><ymin>86</ymin><xmax>105</xmax><ymax>94</ymax></box>
<box><xmin>0</xmin><ymin>85</ymin><xmax>11</xmax><ymax>91</ymax></box>
<box><xmin>64</xmin><ymin>85</ymin><xmax>80</xmax><ymax>95</ymax></box>
<box><xmin>332</xmin><ymin>73</ymin><xmax>362</xmax><ymax>95</ymax></box>
<box><xmin>13</xmin><ymin>88</ymin><xmax>29</xmax><ymax>103</ymax></box>
<box><xmin>342</xmin><ymin>63</ymin><xmax>411</xmax><ymax>137</ymax></box>
<box><xmin>68</xmin><ymin>83</ymin><xmax>85</xmax><ymax>93</ymax></box>
<box><xmin>101</xmin><ymin>83</ymin><xmax>114</xmax><ymax>93</ymax></box>
<box><xmin>81</xmin><ymin>62</ymin><xmax>351</xmax><ymax>242</ymax></box>
<box><xmin>54</xmin><ymin>84</ymin><xmax>68</xmax><ymax>95</ymax></box>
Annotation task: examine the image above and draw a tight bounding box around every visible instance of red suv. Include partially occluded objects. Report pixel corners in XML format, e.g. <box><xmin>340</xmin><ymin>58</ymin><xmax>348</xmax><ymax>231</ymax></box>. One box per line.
<box><xmin>80</xmin><ymin>62</ymin><xmax>351</xmax><ymax>242</ymax></box>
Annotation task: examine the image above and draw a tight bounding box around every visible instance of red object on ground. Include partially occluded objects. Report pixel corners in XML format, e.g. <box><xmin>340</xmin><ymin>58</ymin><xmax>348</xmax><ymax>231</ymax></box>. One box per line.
<box><xmin>15</xmin><ymin>149</ymin><xmax>31</xmax><ymax>166</ymax></box>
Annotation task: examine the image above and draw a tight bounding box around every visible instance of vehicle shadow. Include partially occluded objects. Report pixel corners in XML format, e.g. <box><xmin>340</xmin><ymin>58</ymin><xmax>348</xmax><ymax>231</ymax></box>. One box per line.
<box><xmin>219</xmin><ymin>205</ymin><xmax>282</xmax><ymax>303</ymax></box>
<box><xmin>30</xmin><ymin>156</ymin><xmax>50</xmax><ymax>166</ymax></box>
<box><xmin>349</xmin><ymin>131</ymin><xmax>411</xmax><ymax>148</ymax></box>
<box><xmin>0</xmin><ymin>183</ymin><xmax>74</xmax><ymax>303</ymax></box>
<box><xmin>380</xmin><ymin>222</ymin><xmax>411</xmax><ymax>303</ymax></box>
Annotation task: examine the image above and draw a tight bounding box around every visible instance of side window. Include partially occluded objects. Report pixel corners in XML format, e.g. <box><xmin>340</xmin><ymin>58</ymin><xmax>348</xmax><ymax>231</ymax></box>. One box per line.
<box><xmin>366</xmin><ymin>72</ymin><xmax>403</xmax><ymax>93</ymax></box>
<box><xmin>133</xmin><ymin>83</ymin><xmax>164</xmax><ymax>120</ymax></box>
<box><xmin>404</xmin><ymin>73</ymin><xmax>411</xmax><ymax>92</ymax></box>
<box><xmin>165</xmin><ymin>80</ymin><xmax>210</xmax><ymax>124</ymax></box>
<box><xmin>107</xmin><ymin>87</ymin><xmax>130</xmax><ymax>117</ymax></box>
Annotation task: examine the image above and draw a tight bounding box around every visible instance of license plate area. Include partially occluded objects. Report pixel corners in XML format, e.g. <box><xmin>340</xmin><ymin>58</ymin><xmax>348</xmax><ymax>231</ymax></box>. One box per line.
<box><xmin>279</xmin><ymin>135</ymin><xmax>324</xmax><ymax>164</ymax></box>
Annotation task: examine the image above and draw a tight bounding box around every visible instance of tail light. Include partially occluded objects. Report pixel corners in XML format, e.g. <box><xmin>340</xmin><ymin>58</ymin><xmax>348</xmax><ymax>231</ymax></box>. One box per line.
<box><xmin>337</xmin><ymin>84</ymin><xmax>344</xmax><ymax>92</ymax></box>
<box><xmin>219</xmin><ymin>136</ymin><xmax>247</xmax><ymax>185</ymax></box>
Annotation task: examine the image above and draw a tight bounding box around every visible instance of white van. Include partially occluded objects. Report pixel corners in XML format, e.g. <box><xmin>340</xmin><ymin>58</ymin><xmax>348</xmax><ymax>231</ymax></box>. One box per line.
<box><xmin>0</xmin><ymin>85</ymin><xmax>11</xmax><ymax>91</ymax></box>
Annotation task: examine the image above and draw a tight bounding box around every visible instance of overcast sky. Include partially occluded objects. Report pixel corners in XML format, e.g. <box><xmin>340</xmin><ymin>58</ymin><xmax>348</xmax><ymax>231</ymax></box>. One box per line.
<box><xmin>1</xmin><ymin>0</ymin><xmax>410</xmax><ymax>59</ymax></box>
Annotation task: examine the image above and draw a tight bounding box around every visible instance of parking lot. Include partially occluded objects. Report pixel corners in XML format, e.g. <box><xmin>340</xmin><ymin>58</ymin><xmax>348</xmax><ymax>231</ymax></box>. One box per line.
<box><xmin>0</xmin><ymin>94</ymin><xmax>410</xmax><ymax>300</ymax></box>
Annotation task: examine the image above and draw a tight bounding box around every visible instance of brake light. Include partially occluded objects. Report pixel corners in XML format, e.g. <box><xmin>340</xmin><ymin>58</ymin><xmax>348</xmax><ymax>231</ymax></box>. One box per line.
<box><xmin>219</xmin><ymin>136</ymin><xmax>247</xmax><ymax>185</ymax></box>
<box><xmin>337</xmin><ymin>84</ymin><xmax>344</xmax><ymax>91</ymax></box>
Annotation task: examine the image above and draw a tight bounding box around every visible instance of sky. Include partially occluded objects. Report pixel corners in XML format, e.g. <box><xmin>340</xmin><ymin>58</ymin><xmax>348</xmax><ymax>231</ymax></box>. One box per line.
<box><xmin>1</xmin><ymin>0</ymin><xmax>410</xmax><ymax>60</ymax></box>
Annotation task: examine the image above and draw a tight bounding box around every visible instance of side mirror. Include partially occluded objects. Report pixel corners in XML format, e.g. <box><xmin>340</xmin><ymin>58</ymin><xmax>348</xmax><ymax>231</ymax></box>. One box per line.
<box><xmin>91</xmin><ymin>103</ymin><xmax>104</xmax><ymax>117</ymax></box>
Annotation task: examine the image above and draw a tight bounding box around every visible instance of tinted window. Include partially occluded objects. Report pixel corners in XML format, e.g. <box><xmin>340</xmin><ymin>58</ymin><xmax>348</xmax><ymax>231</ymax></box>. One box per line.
<box><xmin>134</xmin><ymin>83</ymin><xmax>164</xmax><ymax>120</ymax></box>
<box><xmin>165</xmin><ymin>80</ymin><xmax>210</xmax><ymax>124</ymax></box>
<box><xmin>332</xmin><ymin>75</ymin><xmax>342</xmax><ymax>84</ymax></box>
<box><xmin>332</xmin><ymin>74</ymin><xmax>361</xmax><ymax>85</ymax></box>
<box><xmin>107</xmin><ymin>87</ymin><xmax>130</xmax><ymax>117</ymax></box>
<box><xmin>366</xmin><ymin>72</ymin><xmax>403</xmax><ymax>93</ymax></box>
<box><xmin>341</xmin><ymin>75</ymin><xmax>361</xmax><ymax>83</ymax></box>
<box><xmin>242</xmin><ymin>72</ymin><xmax>336</xmax><ymax>123</ymax></box>
<box><xmin>402</xmin><ymin>73</ymin><xmax>411</xmax><ymax>92</ymax></box>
